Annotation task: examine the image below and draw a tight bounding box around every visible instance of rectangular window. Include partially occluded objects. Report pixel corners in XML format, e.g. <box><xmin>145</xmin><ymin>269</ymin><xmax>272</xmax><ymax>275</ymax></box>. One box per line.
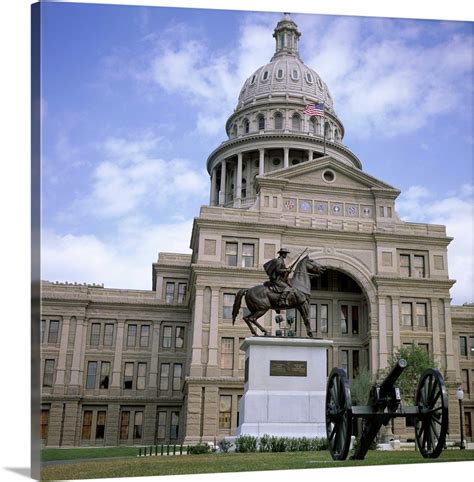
<box><xmin>400</xmin><ymin>254</ymin><xmax>411</xmax><ymax>277</ymax></box>
<box><xmin>460</xmin><ymin>336</ymin><xmax>468</xmax><ymax>356</ymax></box>
<box><xmin>160</xmin><ymin>363</ymin><xmax>170</xmax><ymax>391</ymax></box>
<box><xmin>43</xmin><ymin>359</ymin><xmax>55</xmax><ymax>387</ymax></box>
<box><xmin>242</xmin><ymin>243</ymin><xmax>254</xmax><ymax>267</ymax></box>
<box><xmin>320</xmin><ymin>304</ymin><xmax>328</xmax><ymax>333</ymax></box>
<box><xmin>387</xmin><ymin>206</ymin><xmax>392</xmax><ymax>217</ymax></box>
<box><xmin>416</xmin><ymin>303</ymin><xmax>427</xmax><ymax>327</ymax></box>
<box><xmin>341</xmin><ymin>350</ymin><xmax>349</xmax><ymax>375</ymax></box>
<box><xmin>81</xmin><ymin>411</ymin><xmax>93</xmax><ymax>440</ymax></box>
<box><xmin>86</xmin><ymin>361</ymin><xmax>97</xmax><ymax>389</ymax></box>
<box><xmin>471</xmin><ymin>337</ymin><xmax>474</xmax><ymax>357</ymax></box>
<box><xmin>41</xmin><ymin>320</ymin><xmax>46</xmax><ymax>343</ymax></box>
<box><xmin>127</xmin><ymin>324</ymin><xmax>137</xmax><ymax>347</ymax></box>
<box><xmin>137</xmin><ymin>363</ymin><xmax>146</xmax><ymax>390</ymax></box>
<box><xmin>103</xmin><ymin>323</ymin><xmax>114</xmax><ymax>346</ymax></box>
<box><xmin>461</xmin><ymin>369</ymin><xmax>469</xmax><ymax>394</ymax></box>
<box><xmin>310</xmin><ymin>304</ymin><xmax>317</xmax><ymax>332</ymax></box>
<box><xmin>177</xmin><ymin>283</ymin><xmax>187</xmax><ymax>303</ymax></box>
<box><xmin>340</xmin><ymin>305</ymin><xmax>348</xmax><ymax>334</ymax></box>
<box><xmin>219</xmin><ymin>395</ymin><xmax>232</xmax><ymax>429</ymax></box>
<box><xmin>140</xmin><ymin>325</ymin><xmax>150</xmax><ymax>347</ymax></box>
<box><xmin>162</xmin><ymin>326</ymin><xmax>172</xmax><ymax>348</ymax></box>
<box><xmin>166</xmin><ymin>282</ymin><xmax>175</xmax><ymax>304</ymax></box>
<box><xmin>175</xmin><ymin>326</ymin><xmax>185</xmax><ymax>348</ymax></box>
<box><xmin>41</xmin><ymin>410</ymin><xmax>49</xmax><ymax>440</ymax></box>
<box><xmin>419</xmin><ymin>343</ymin><xmax>429</xmax><ymax>353</ymax></box>
<box><xmin>401</xmin><ymin>302</ymin><xmax>413</xmax><ymax>326</ymax></box>
<box><xmin>238</xmin><ymin>338</ymin><xmax>245</xmax><ymax>370</ymax></box>
<box><xmin>465</xmin><ymin>412</ymin><xmax>472</xmax><ymax>439</ymax></box>
<box><xmin>48</xmin><ymin>320</ymin><xmax>59</xmax><ymax>344</ymax></box>
<box><xmin>133</xmin><ymin>411</ymin><xmax>143</xmax><ymax>439</ymax></box>
<box><xmin>225</xmin><ymin>242</ymin><xmax>238</xmax><ymax>266</ymax></box>
<box><xmin>379</xmin><ymin>206</ymin><xmax>385</xmax><ymax>217</ymax></box>
<box><xmin>352</xmin><ymin>351</ymin><xmax>360</xmax><ymax>377</ymax></box>
<box><xmin>221</xmin><ymin>337</ymin><xmax>234</xmax><ymax>369</ymax></box>
<box><xmin>120</xmin><ymin>411</ymin><xmax>130</xmax><ymax>440</ymax></box>
<box><xmin>172</xmin><ymin>364</ymin><xmax>182</xmax><ymax>391</ymax></box>
<box><xmin>157</xmin><ymin>411</ymin><xmax>166</xmax><ymax>440</ymax></box>
<box><xmin>413</xmin><ymin>255</ymin><xmax>426</xmax><ymax>278</ymax></box>
<box><xmin>170</xmin><ymin>411</ymin><xmax>179</xmax><ymax>439</ymax></box>
<box><xmin>223</xmin><ymin>294</ymin><xmax>236</xmax><ymax>320</ymax></box>
<box><xmin>90</xmin><ymin>323</ymin><xmax>101</xmax><ymax>346</ymax></box>
<box><xmin>124</xmin><ymin>362</ymin><xmax>134</xmax><ymax>390</ymax></box>
<box><xmin>100</xmin><ymin>361</ymin><xmax>110</xmax><ymax>389</ymax></box>
<box><xmin>96</xmin><ymin>411</ymin><xmax>106</xmax><ymax>440</ymax></box>
<box><xmin>352</xmin><ymin>306</ymin><xmax>359</xmax><ymax>334</ymax></box>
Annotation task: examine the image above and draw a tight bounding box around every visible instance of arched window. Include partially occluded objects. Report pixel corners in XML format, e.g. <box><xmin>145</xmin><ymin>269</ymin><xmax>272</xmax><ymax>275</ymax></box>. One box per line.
<box><xmin>274</xmin><ymin>112</ymin><xmax>283</xmax><ymax>130</ymax></box>
<box><xmin>243</xmin><ymin>119</ymin><xmax>250</xmax><ymax>134</ymax></box>
<box><xmin>310</xmin><ymin>117</ymin><xmax>317</xmax><ymax>135</ymax></box>
<box><xmin>324</xmin><ymin>121</ymin><xmax>331</xmax><ymax>138</ymax></box>
<box><xmin>232</xmin><ymin>124</ymin><xmax>237</xmax><ymax>138</ymax></box>
<box><xmin>258</xmin><ymin>115</ymin><xmax>265</xmax><ymax>131</ymax></box>
<box><xmin>292</xmin><ymin>114</ymin><xmax>301</xmax><ymax>131</ymax></box>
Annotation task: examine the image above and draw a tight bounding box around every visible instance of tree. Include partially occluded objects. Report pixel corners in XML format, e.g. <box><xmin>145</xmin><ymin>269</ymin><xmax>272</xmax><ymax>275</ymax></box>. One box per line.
<box><xmin>349</xmin><ymin>368</ymin><xmax>374</xmax><ymax>405</ymax></box>
<box><xmin>383</xmin><ymin>344</ymin><xmax>436</xmax><ymax>404</ymax></box>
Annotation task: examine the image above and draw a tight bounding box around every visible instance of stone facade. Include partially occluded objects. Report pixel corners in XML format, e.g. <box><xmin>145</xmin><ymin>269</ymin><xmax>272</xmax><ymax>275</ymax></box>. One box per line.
<box><xmin>40</xmin><ymin>14</ymin><xmax>473</xmax><ymax>447</ymax></box>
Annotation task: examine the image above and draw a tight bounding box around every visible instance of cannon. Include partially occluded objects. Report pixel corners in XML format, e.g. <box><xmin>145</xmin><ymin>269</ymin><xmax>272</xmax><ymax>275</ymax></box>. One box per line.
<box><xmin>325</xmin><ymin>359</ymin><xmax>449</xmax><ymax>460</ymax></box>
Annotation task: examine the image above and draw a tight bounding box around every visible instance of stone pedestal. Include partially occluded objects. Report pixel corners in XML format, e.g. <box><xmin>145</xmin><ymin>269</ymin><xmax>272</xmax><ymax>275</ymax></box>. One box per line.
<box><xmin>236</xmin><ymin>336</ymin><xmax>332</xmax><ymax>438</ymax></box>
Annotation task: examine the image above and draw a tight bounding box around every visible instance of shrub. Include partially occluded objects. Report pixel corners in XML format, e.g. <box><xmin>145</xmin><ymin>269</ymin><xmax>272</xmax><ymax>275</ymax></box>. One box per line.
<box><xmin>235</xmin><ymin>435</ymin><xmax>258</xmax><ymax>453</ymax></box>
<box><xmin>269</xmin><ymin>436</ymin><xmax>288</xmax><ymax>452</ymax></box>
<box><xmin>187</xmin><ymin>443</ymin><xmax>212</xmax><ymax>455</ymax></box>
<box><xmin>259</xmin><ymin>434</ymin><xmax>271</xmax><ymax>452</ymax></box>
<box><xmin>217</xmin><ymin>439</ymin><xmax>232</xmax><ymax>453</ymax></box>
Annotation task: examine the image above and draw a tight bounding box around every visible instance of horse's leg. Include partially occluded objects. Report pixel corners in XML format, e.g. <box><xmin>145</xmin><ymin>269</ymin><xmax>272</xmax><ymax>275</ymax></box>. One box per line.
<box><xmin>244</xmin><ymin>309</ymin><xmax>270</xmax><ymax>336</ymax></box>
<box><xmin>297</xmin><ymin>300</ymin><xmax>313</xmax><ymax>337</ymax></box>
<box><xmin>243</xmin><ymin>317</ymin><xmax>258</xmax><ymax>336</ymax></box>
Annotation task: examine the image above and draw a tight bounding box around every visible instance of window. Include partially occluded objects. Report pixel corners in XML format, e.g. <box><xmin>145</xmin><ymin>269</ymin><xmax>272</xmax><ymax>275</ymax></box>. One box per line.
<box><xmin>86</xmin><ymin>361</ymin><xmax>97</xmax><ymax>389</ymax></box>
<box><xmin>127</xmin><ymin>324</ymin><xmax>137</xmax><ymax>347</ymax></box>
<box><xmin>292</xmin><ymin>114</ymin><xmax>301</xmax><ymax>131</ymax></box>
<box><xmin>340</xmin><ymin>305</ymin><xmax>348</xmax><ymax>334</ymax></box>
<box><xmin>413</xmin><ymin>256</ymin><xmax>425</xmax><ymax>278</ymax></box>
<box><xmin>341</xmin><ymin>350</ymin><xmax>349</xmax><ymax>375</ymax></box>
<box><xmin>133</xmin><ymin>411</ymin><xmax>143</xmax><ymax>439</ymax></box>
<box><xmin>162</xmin><ymin>326</ymin><xmax>172</xmax><ymax>348</ymax></box>
<box><xmin>166</xmin><ymin>282</ymin><xmax>175</xmax><ymax>304</ymax></box>
<box><xmin>160</xmin><ymin>363</ymin><xmax>170</xmax><ymax>391</ymax></box>
<box><xmin>173</xmin><ymin>364</ymin><xmax>182</xmax><ymax>391</ymax></box>
<box><xmin>291</xmin><ymin>68</ymin><xmax>299</xmax><ymax>80</ymax></box>
<box><xmin>170</xmin><ymin>412</ymin><xmax>179</xmax><ymax>439</ymax></box>
<box><xmin>352</xmin><ymin>306</ymin><xmax>359</xmax><ymax>334</ymax></box>
<box><xmin>90</xmin><ymin>323</ymin><xmax>101</xmax><ymax>346</ymax></box>
<box><xmin>460</xmin><ymin>336</ymin><xmax>468</xmax><ymax>356</ymax></box>
<box><xmin>81</xmin><ymin>411</ymin><xmax>93</xmax><ymax>440</ymax></box>
<box><xmin>223</xmin><ymin>294</ymin><xmax>236</xmax><ymax>320</ymax></box>
<box><xmin>310</xmin><ymin>304</ymin><xmax>317</xmax><ymax>332</ymax></box>
<box><xmin>43</xmin><ymin>359</ymin><xmax>55</xmax><ymax>387</ymax></box>
<box><xmin>400</xmin><ymin>253</ymin><xmax>426</xmax><ymax>278</ymax></box>
<box><xmin>244</xmin><ymin>119</ymin><xmax>250</xmax><ymax>134</ymax></box>
<box><xmin>225</xmin><ymin>242</ymin><xmax>238</xmax><ymax>266</ymax></box>
<box><xmin>400</xmin><ymin>255</ymin><xmax>411</xmax><ymax>277</ymax></box>
<box><xmin>175</xmin><ymin>327</ymin><xmax>185</xmax><ymax>348</ymax></box>
<box><xmin>96</xmin><ymin>411</ymin><xmax>106</xmax><ymax>440</ymax></box>
<box><xmin>258</xmin><ymin>115</ymin><xmax>265</xmax><ymax>130</ymax></box>
<box><xmin>124</xmin><ymin>362</ymin><xmax>134</xmax><ymax>390</ymax></box>
<box><xmin>305</xmin><ymin>72</ymin><xmax>313</xmax><ymax>83</ymax></box>
<box><xmin>140</xmin><ymin>325</ymin><xmax>150</xmax><ymax>347</ymax></box>
<box><xmin>276</xmin><ymin>68</ymin><xmax>284</xmax><ymax>79</ymax></box>
<box><xmin>120</xmin><ymin>411</ymin><xmax>130</xmax><ymax>440</ymax></box>
<box><xmin>238</xmin><ymin>338</ymin><xmax>245</xmax><ymax>370</ymax></box>
<box><xmin>177</xmin><ymin>283</ymin><xmax>187</xmax><ymax>303</ymax></box>
<box><xmin>471</xmin><ymin>337</ymin><xmax>474</xmax><ymax>356</ymax></box>
<box><xmin>48</xmin><ymin>320</ymin><xmax>59</xmax><ymax>344</ymax></box>
<box><xmin>157</xmin><ymin>411</ymin><xmax>166</xmax><ymax>440</ymax></box>
<box><xmin>401</xmin><ymin>303</ymin><xmax>413</xmax><ymax>326</ymax></box>
<box><xmin>320</xmin><ymin>304</ymin><xmax>328</xmax><ymax>333</ymax></box>
<box><xmin>310</xmin><ymin>117</ymin><xmax>317</xmax><ymax>134</ymax></box>
<box><xmin>41</xmin><ymin>320</ymin><xmax>45</xmax><ymax>343</ymax></box>
<box><xmin>100</xmin><ymin>362</ymin><xmax>110</xmax><ymax>389</ymax></box>
<box><xmin>274</xmin><ymin>112</ymin><xmax>283</xmax><ymax>129</ymax></box>
<box><xmin>416</xmin><ymin>303</ymin><xmax>427</xmax><ymax>327</ymax></box>
<box><xmin>219</xmin><ymin>395</ymin><xmax>232</xmax><ymax>429</ymax></box>
<box><xmin>221</xmin><ymin>337</ymin><xmax>234</xmax><ymax>369</ymax></box>
<box><xmin>137</xmin><ymin>363</ymin><xmax>146</xmax><ymax>390</ymax></box>
<box><xmin>352</xmin><ymin>351</ymin><xmax>360</xmax><ymax>377</ymax></box>
<box><xmin>262</xmin><ymin>70</ymin><xmax>269</xmax><ymax>81</ymax></box>
<box><xmin>103</xmin><ymin>323</ymin><xmax>114</xmax><ymax>346</ymax></box>
<box><xmin>461</xmin><ymin>369</ymin><xmax>469</xmax><ymax>394</ymax></box>
<box><xmin>242</xmin><ymin>244</ymin><xmax>254</xmax><ymax>267</ymax></box>
<box><xmin>41</xmin><ymin>409</ymin><xmax>49</xmax><ymax>440</ymax></box>
<box><xmin>418</xmin><ymin>343</ymin><xmax>429</xmax><ymax>354</ymax></box>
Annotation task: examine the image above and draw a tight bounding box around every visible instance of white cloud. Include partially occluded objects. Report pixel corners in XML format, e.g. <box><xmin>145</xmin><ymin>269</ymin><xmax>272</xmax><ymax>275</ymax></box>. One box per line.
<box><xmin>397</xmin><ymin>184</ymin><xmax>474</xmax><ymax>305</ymax></box>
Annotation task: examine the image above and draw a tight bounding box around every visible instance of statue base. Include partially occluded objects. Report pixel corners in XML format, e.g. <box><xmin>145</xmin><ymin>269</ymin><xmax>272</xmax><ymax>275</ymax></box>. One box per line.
<box><xmin>236</xmin><ymin>336</ymin><xmax>333</xmax><ymax>439</ymax></box>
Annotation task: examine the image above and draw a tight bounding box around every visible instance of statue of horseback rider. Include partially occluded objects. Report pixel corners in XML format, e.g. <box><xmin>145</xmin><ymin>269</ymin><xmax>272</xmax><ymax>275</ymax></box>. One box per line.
<box><xmin>263</xmin><ymin>248</ymin><xmax>293</xmax><ymax>307</ymax></box>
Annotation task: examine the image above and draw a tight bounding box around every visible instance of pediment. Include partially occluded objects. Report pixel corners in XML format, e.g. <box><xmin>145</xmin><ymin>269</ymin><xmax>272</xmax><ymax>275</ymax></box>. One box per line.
<box><xmin>261</xmin><ymin>156</ymin><xmax>399</xmax><ymax>194</ymax></box>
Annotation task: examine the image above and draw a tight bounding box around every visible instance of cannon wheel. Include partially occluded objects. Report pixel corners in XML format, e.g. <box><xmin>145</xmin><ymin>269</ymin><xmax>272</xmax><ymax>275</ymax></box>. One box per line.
<box><xmin>325</xmin><ymin>368</ymin><xmax>353</xmax><ymax>460</ymax></box>
<box><xmin>415</xmin><ymin>368</ymin><xmax>449</xmax><ymax>458</ymax></box>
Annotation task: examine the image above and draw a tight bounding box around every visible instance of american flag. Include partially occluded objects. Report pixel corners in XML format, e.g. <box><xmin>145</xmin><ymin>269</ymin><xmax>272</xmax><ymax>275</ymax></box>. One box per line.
<box><xmin>303</xmin><ymin>101</ymin><xmax>325</xmax><ymax>116</ymax></box>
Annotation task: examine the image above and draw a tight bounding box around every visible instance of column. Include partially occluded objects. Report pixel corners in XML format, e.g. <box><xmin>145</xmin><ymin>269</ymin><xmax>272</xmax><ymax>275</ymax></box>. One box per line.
<box><xmin>378</xmin><ymin>297</ymin><xmax>388</xmax><ymax>369</ymax></box>
<box><xmin>443</xmin><ymin>299</ymin><xmax>455</xmax><ymax>371</ymax></box>
<box><xmin>218</xmin><ymin>160</ymin><xmax>227</xmax><ymax>205</ymax></box>
<box><xmin>69</xmin><ymin>317</ymin><xmax>85</xmax><ymax>390</ymax></box>
<box><xmin>431</xmin><ymin>300</ymin><xmax>441</xmax><ymax>366</ymax></box>
<box><xmin>308</xmin><ymin>149</ymin><xmax>314</xmax><ymax>163</ymax></box>
<box><xmin>111</xmin><ymin>318</ymin><xmax>126</xmax><ymax>393</ymax></box>
<box><xmin>190</xmin><ymin>287</ymin><xmax>204</xmax><ymax>377</ymax></box>
<box><xmin>283</xmin><ymin>147</ymin><xmax>289</xmax><ymax>168</ymax></box>
<box><xmin>206</xmin><ymin>287</ymin><xmax>220</xmax><ymax>377</ymax></box>
<box><xmin>148</xmin><ymin>322</ymin><xmax>161</xmax><ymax>390</ymax></box>
<box><xmin>391</xmin><ymin>296</ymin><xmax>400</xmax><ymax>351</ymax></box>
<box><xmin>235</xmin><ymin>153</ymin><xmax>242</xmax><ymax>207</ymax></box>
<box><xmin>259</xmin><ymin>148</ymin><xmax>265</xmax><ymax>176</ymax></box>
<box><xmin>54</xmin><ymin>316</ymin><xmax>71</xmax><ymax>388</ymax></box>
<box><xmin>210</xmin><ymin>168</ymin><xmax>217</xmax><ymax>206</ymax></box>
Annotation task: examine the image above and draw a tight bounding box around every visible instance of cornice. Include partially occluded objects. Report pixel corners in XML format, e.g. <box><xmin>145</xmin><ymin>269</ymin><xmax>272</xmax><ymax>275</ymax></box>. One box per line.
<box><xmin>372</xmin><ymin>276</ymin><xmax>456</xmax><ymax>289</ymax></box>
<box><xmin>373</xmin><ymin>231</ymin><xmax>452</xmax><ymax>245</ymax></box>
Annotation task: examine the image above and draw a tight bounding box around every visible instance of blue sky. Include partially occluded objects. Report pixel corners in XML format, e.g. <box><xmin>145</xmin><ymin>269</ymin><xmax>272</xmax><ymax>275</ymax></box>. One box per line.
<box><xmin>40</xmin><ymin>2</ymin><xmax>473</xmax><ymax>304</ymax></box>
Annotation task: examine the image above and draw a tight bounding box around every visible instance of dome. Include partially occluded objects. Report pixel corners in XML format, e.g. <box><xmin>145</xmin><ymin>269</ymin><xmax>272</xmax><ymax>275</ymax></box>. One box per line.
<box><xmin>236</xmin><ymin>14</ymin><xmax>335</xmax><ymax>114</ymax></box>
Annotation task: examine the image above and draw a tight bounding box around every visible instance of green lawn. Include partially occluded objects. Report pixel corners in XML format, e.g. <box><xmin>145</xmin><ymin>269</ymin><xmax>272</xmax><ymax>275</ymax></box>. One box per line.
<box><xmin>41</xmin><ymin>449</ymin><xmax>474</xmax><ymax>481</ymax></box>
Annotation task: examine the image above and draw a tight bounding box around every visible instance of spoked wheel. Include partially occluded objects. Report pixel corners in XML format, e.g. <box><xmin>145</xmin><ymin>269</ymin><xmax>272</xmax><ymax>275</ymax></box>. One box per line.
<box><xmin>415</xmin><ymin>368</ymin><xmax>449</xmax><ymax>458</ymax></box>
<box><xmin>325</xmin><ymin>368</ymin><xmax>353</xmax><ymax>460</ymax></box>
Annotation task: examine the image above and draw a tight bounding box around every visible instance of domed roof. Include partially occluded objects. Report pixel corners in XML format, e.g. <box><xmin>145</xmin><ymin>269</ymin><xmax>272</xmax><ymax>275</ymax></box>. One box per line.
<box><xmin>237</xmin><ymin>14</ymin><xmax>335</xmax><ymax>113</ymax></box>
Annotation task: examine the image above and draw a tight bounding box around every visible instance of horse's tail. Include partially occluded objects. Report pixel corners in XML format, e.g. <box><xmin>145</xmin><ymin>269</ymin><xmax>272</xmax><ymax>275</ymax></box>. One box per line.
<box><xmin>232</xmin><ymin>289</ymin><xmax>247</xmax><ymax>325</ymax></box>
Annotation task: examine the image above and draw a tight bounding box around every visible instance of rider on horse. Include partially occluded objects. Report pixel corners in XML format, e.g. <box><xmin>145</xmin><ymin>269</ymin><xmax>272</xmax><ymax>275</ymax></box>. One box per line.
<box><xmin>263</xmin><ymin>248</ymin><xmax>293</xmax><ymax>307</ymax></box>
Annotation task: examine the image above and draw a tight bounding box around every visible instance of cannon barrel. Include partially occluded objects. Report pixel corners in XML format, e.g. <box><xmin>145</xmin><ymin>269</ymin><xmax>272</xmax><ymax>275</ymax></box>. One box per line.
<box><xmin>379</xmin><ymin>358</ymin><xmax>407</xmax><ymax>398</ymax></box>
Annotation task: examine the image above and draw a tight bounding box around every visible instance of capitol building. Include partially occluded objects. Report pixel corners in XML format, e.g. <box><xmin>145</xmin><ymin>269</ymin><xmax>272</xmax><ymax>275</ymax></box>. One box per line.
<box><xmin>40</xmin><ymin>14</ymin><xmax>473</xmax><ymax>447</ymax></box>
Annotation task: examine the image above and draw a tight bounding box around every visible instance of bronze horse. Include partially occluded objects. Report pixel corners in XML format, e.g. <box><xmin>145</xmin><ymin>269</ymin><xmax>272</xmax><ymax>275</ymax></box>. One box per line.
<box><xmin>232</xmin><ymin>256</ymin><xmax>325</xmax><ymax>336</ymax></box>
